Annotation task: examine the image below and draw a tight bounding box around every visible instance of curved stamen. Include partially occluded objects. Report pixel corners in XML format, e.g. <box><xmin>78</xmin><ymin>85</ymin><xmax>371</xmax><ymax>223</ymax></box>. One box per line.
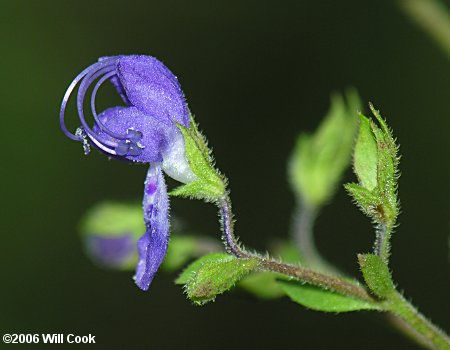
<box><xmin>60</xmin><ymin>57</ymin><xmax>143</xmax><ymax>157</ymax></box>
<box><xmin>89</xmin><ymin>136</ymin><xmax>118</xmax><ymax>156</ymax></box>
<box><xmin>60</xmin><ymin>67</ymin><xmax>91</xmax><ymax>141</ymax></box>
<box><xmin>77</xmin><ymin>64</ymin><xmax>118</xmax><ymax>148</ymax></box>
<box><xmin>90</xmin><ymin>70</ymin><xmax>130</xmax><ymax>141</ymax></box>
<box><xmin>60</xmin><ymin>57</ymin><xmax>118</xmax><ymax>141</ymax></box>
<box><xmin>79</xmin><ymin>63</ymin><xmax>143</xmax><ymax>157</ymax></box>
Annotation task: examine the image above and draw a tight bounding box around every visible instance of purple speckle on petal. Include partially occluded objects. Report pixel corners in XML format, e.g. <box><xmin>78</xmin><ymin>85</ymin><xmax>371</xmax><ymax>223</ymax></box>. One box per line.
<box><xmin>146</xmin><ymin>183</ymin><xmax>157</xmax><ymax>195</ymax></box>
<box><xmin>134</xmin><ymin>164</ymin><xmax>170</xmax><ymax>291</ymax></box>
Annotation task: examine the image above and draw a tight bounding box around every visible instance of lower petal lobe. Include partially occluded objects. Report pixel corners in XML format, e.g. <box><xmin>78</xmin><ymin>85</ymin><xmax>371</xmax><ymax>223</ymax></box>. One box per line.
<box><xmin>134</xmin><ymin>164</ymin><xmax>170</xmax><ymax>290</ymax></box>
<box><xmin>94</xmin><ymin>107</ymin><xmax>173</xmax><ymax>163</ymax></box>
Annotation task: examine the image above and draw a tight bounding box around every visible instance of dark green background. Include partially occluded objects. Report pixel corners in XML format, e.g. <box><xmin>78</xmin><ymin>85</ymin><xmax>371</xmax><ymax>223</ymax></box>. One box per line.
<box><xmin>1</xmin><ymin>0</ymin><xmax>449</xmax><ymax>349</ymax></box>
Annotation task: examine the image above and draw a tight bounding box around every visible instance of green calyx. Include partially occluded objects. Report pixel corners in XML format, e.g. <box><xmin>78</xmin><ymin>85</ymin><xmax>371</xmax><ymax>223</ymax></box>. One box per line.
<box><xmin>171</xmin><ymin>115</ymin><xmax>225</xmax><ymax>201</ymax></box>
<box><xmin>346</xmin><ymin>104</ymin><xmax>400</xmax><ymax>228</ymax></box>
<box><xmin>176</xmin><ymin>253</ymin><xmax>259</xmax><ymax>305</ymax></box>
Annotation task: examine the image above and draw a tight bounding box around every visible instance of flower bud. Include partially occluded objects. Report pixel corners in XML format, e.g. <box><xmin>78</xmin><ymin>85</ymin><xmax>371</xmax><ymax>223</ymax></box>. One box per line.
<box><xmin>79</xmin><ymin>202</ymin><xmax>143</xmax><ymax>269</ymax></box>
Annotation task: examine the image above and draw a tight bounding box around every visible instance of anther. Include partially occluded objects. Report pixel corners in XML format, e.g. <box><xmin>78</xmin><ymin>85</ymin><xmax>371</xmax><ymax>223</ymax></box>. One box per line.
<box><xmin>115</xmin><ymin>141</ymin><xmax>131</xmax><ymax>156</ymax></box>
<box><xmin>128</xmin><ymin>143</ymin><xmax>144</xmax><ymax>156</ymax></box>
<box><xmin>126</xmin><ymin>129</ymin><xmax>143</xmax><ymax>142</ymax></box>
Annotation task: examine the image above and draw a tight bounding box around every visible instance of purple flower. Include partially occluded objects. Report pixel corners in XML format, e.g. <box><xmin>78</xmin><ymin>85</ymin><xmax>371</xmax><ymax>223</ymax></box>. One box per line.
<box><xmin>60</xmin><ymin>55</ymin><xmax>196</xmax><ymax>290</ymax></box>
<box><xmin>86</xmin><ymin>234</ymin><xmax>135</xmax><ymax>269</ymax></box>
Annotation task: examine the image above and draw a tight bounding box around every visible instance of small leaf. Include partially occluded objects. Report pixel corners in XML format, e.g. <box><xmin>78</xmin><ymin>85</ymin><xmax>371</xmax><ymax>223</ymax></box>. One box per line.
<box><xmin>354</xmin><ymin>114</ymin><xmax>378</xmax><ymax>191</ymax></box>
<box><xmin>278</xmin><ymin>280</ymin><xmax>380</xmax><ymax>312</ymax></box>
<box><xmin>358</xmin><ymin>254</ymin><xmax>394</xmax><ymax>298</ymax></box>
<box><xmin>344</xmin><ymin>183</ymin><xmax>380</xmax><ymax>217</ymax></box>
<box><xmin>175</xmin><ymin>253</ymin><xmax>231</xmax><ymax>285</ymax></box>
<box><xmin>182</xmin><ymin>254</ymin><xmax>259</xmax><ymax>305</ymax></box>
<box><xmin>162</xmin><ymin>235</ymin><xmax>221</xmax><ymax>272</ymax></box>
<box><xmin>170</xmin><ymin>179</ymin><xmax>224</xmax><ymax>201</ymax></box>
<box><xmin>172</xmin><ymin>117</ymin><xmax>225</xmax><ymax>201</ymax></box>
<box><xmin>239</xmin><ymin>272</ymin><xmax>286</xmax><ymax>299</ymax></box>
<box><xmin>276</xmin><ymin>240</ymin><xmax>303</xmax><ymax>264</ymax></box>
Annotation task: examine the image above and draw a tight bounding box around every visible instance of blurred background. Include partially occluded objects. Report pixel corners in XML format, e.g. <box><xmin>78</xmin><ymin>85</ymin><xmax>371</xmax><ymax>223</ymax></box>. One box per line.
<box><xmin>1</xmin><ymin>0</ymin><xmax>449</xmax><ymax>348</ymax></box>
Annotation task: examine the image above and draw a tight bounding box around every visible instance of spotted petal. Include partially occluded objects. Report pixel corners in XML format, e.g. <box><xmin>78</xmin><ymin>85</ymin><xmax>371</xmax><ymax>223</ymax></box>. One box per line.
<box><xmin>116</xmin><ymin>55</ymin><xmax>190</xmax><ymax>127</ymax></box>
<box><xmin>134</xmin><ymin>164</ymin><xmax>170</xmax><ymax>290</ymax></box>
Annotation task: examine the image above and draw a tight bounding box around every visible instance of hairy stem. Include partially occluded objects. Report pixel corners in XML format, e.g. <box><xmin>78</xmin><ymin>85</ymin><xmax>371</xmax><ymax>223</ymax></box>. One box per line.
<box><xmin>400</xmin><ymin>0</ymin><xmax>450</xmax><ymax>59</ymax></box>
<box><xmin>375</xmin><ymin>223</ymin><xmax>392</xmax><ymax>264</ymax></box>
<box><xmin>257</xmin><ymin>258</ymin><xmax>374</xmax><ymax>302</ymax></box>
<box><xmin>218</xmin><ymin>194</ymin><xmax>450</xmax><ymax>349</ymax></box>
<box><xmin>218</xmin><ymin>195</ymin><xmax>375</xmax><ymax>302</ymax></box>
<box><xmin>384</xmin><ymin>291</ymin><xmax>450</xmax><ymax>350</ymax></box>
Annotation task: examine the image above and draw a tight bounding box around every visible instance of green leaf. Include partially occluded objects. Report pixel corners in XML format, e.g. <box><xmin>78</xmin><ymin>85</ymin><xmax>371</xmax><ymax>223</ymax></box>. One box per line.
<box><xmin>239</xmin><ymin>272</ymin><xmax>286</xmax><ymax>299</ymax></box>
<box><xmin>180</xmin><ymin>254</ymin><xmax>259</xmax><ymax>305</ymax></box>
<box><xmin>79</xmin><ymin>201</ymin><xmax>144</xmax><ymax>239</ymax></box>
<box><xmin>238</xmin><ymin>241</ymin><xmax>301</xmax><ymax>299</ymax></box>
<box><xmin>358</xmin><ymin>254</ymin><xmax>394</xmax><ymax>298</ymax></box>
<box><xmin>172</xmin><ymin>116</ymin><xmax>225</xmax><ymax>201</ymax></box>
<box><xmin>344</xmin><ymin>183</ymin><xmax>380</xmax><ymax>217</ymax></box>
<box><xmin>170</xmin><ymin>179</ymin><xmax>224</xmax><ymax>201</ymax></box>
<box><xmin>288</xmin><ymin>90</ymin><xmax>361</xmax><ymax>207</ymax></box>
<box><xmin>278</xmin><ymin>280</ymin><xmax>380</xmax><ymax>312</ymax></box>
<box><xmin>175</xmin><ymin>253</ymin><xmax>232</xmax><ymax>285</ymax></box>
<box><xmin>162</xmin><ymin>235</ymin><xmax>220</xmax><ymax>272</ymax></box>
<box><xmin>354</xmin><ymin>114</ymin><xmax>378</xmax><ymax>191</ymax></box>
<box><xmin>274</xmin><ymin>240</ymin><xmax>303</xmax><ymax>264</ymax></box>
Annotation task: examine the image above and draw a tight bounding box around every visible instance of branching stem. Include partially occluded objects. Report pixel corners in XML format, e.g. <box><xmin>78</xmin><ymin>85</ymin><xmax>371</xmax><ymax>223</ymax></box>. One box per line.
<box><xmin>218</xmin><ymin>195</ymin><xmax>374</xmax><ymax>303</ymax></box>
<box><xmin>218</xmin><ymin>194</ymin><xmax>450</xmax><ymax>350</ymax></box>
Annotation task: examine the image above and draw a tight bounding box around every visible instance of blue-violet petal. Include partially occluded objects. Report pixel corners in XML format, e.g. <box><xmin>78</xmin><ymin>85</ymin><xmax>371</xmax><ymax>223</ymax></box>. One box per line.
<box><xmin>134</xmin><ymin>164</ymin><xmax>170</xmax><ymax>290</ymax></box>
<box><xmin>116</xmin><ymin>55</ymin><xmax>190</xmax><ymax>127</ymax></box>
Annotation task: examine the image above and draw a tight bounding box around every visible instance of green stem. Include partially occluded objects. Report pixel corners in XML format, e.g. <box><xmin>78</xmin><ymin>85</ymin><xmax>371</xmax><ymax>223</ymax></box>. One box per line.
<box><xmin>399</xmin><ymin>0</ymin><xmax>450</xmax><ymax>59</ymax></box>
<box><xmin>218</xmin><ymin>194</ymin><xmax>450</xmax><ymax>349</ymax></box>
<box><xmin>218</xmin><ymin>195</ymin><xmax>375</xmax><ymax>302</ymax></box>
<box><xmin>293</xmin><ymin>202</ymin><xmax>340</xmax><ymax>274</ymax></box>
<box><xmin>384</xmin><ymin>291</ymin><xmax>450</xmax><ymax>350</ymax></box>
<box><xmin>293</xmin><ymin>202</ymin><xmax>319</xmax><ymax>262</ymax></box>
<box><xmin>375</xmin><ymin>223</ymin><xmax>392</xmax><ymax>264</ymax></box>
<box><xmin>257</xmin><ymin>258</ymin><xmax>374</xmax><ymax>302</ymax></box>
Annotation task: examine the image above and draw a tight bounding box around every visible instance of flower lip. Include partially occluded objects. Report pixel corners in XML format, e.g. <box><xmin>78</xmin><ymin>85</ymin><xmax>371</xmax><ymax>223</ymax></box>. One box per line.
<box><xmin>116</xmin><ymin>55</ymin><xmax>190</xmax><ymax>127</ymax></box>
